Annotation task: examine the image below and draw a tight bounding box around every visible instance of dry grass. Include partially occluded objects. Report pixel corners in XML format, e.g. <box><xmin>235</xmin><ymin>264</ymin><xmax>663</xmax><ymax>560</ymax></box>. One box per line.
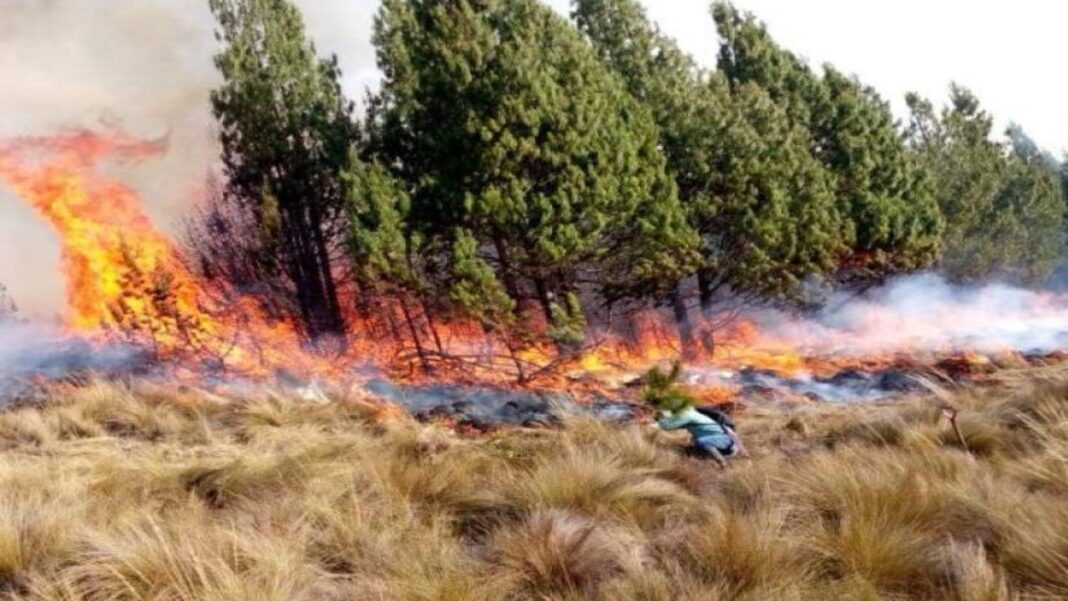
<box><xmin>0</xmin><ymin>370</ymin><xmax>1062</xmax><ymax>600</ymax></box>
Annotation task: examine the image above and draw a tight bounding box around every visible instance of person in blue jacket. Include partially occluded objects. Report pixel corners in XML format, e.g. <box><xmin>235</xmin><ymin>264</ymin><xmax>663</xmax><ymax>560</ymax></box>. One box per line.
<box><xmin>643</xmin><ymin>362</ymin><xmax>742</xmax><ymax>467</ymax></box>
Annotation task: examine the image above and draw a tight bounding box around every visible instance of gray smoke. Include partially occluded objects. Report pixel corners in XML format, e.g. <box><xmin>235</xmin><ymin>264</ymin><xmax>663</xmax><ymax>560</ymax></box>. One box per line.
<box><xmin>756</xmin><ymin>273</ymin><xmax>1068</xmax><ymax>356</ymax></box>
<box><xmin>0</xmin><ymin>0</ymin><xmax>379</xmax><ymax>318</ymax></box>
<box><xmin>0</xmin><ymin>319</ymin><xmax>143</xmax><ymax>401</ymax></box>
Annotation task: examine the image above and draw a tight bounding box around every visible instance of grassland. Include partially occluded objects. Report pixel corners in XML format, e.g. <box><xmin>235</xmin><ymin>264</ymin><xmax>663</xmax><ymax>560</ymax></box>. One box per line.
<box><xmin>0</xmin><ymin>369</ymin><xmax>1063</xmax><ymax>600</ymax></box>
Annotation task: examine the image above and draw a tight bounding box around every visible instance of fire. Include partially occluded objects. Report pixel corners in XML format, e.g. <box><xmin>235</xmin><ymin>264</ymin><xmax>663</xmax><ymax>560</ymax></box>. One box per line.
<box><xmin>3</xmin><ymin>129</ymin><xmax>1068</xmax><ymax>403</ymax></box>
<box><xmin>0</xmin><ymin>132</ymin><xmax>188</xmax><ymax>330</ymax></box>
<box><xmin>0</xmin><ymin>131</ymin><xmax>334</xmax><ymax>377</ymax></box>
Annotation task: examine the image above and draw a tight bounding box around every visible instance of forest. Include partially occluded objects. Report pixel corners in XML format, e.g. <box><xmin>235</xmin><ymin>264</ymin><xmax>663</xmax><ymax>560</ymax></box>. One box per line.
<box><xmin>191</xmin><ymin>0</ymin><xmax>1068</xmax><ymax>367</ymax></box>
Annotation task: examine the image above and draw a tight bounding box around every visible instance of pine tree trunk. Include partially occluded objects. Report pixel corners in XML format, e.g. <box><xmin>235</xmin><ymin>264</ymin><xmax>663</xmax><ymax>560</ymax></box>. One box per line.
<box><xmin>697</xmin><ymin>270</ymin><xmax>716</xmax><ymax>319</ymax></box>
<box><xmin>696</xmin><ymin>272</ymin><xmax>719</xmax><ymax>356</ymax></box>
<box><xmin>492</xmin><ymin>237</ymin><xmax>524</xmax><ymax>315</ymax></box>
<box><xmin>399</xmin><ymin>297</ymin><xmax>431</xmax><ymax>372</ymax></box>
<box><xmin>278</xmin><ymin>211</ymin><xmax>316</xmax><ymax>337</ymax></box>
<box><xmin>309</xmin><ymin>203</ymin><xmax>345</xmax><ymax>337</ymax></box>
<box><xmin>421</xmin><ymin>299</ymin><xmax>445</xmax><ymax>354</ymax></box>
<box><xmin>671</xmin><ymin>286</ymin><xmax>696</xmax><ymax>359</ymax></box>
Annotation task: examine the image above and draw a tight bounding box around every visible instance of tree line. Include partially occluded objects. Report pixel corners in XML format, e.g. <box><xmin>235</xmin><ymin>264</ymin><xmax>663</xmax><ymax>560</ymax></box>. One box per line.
<box><xmin>191</xmin><ymin>0</ymin><xmax>1068</xmax><ymax>368</ymax></box>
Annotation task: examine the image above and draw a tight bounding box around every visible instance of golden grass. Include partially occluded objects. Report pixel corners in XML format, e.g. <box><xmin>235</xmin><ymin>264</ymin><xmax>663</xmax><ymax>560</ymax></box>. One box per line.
<box><xmin>0</xmin><ymin>369</ymin><xmax>1062</xmax><ymax>599</ymax></box>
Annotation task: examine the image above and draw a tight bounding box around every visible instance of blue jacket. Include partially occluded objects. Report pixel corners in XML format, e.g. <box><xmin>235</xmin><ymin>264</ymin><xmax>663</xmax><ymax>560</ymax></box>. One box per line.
<box><xmin>657</xmin><ymin>406</ymin><xmax>734</xmax><ymax>449</ymax></box>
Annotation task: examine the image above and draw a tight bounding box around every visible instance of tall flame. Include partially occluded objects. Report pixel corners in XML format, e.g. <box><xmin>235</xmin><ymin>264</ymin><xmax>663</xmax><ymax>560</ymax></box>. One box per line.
<box><xmin>0</xmin><ymin>131</ymin><xmax>194</xmax><ymax>330</ymax></box>
<box><xmin>0</xmin><ymin>131</ymin><xmax>327</xmax><ymax>376</ymax></box>
<box><xmin>3</xmin><ymin>130</ymin><xmax>1068</xmax><ymax>397</ymax></box>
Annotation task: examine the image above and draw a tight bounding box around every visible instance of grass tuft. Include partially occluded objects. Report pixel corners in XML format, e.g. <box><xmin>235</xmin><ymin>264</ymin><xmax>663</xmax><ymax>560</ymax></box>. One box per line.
<box><xmin>0</xmin><ymin>374</ymin><xmax>1057</xmax><ymax>599</ymax></box>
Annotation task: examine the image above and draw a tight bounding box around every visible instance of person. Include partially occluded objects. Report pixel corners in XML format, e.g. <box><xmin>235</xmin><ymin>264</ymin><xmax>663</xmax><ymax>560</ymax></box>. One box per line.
<box><xmin>656</xmin><ymin>405</ymin><xmax>741</xmax><ymax>467</ymax></box>
<box><xmin>642</xmin><ymin>361</ymin><xmax>742</xmax><ymax>467</ymax></box>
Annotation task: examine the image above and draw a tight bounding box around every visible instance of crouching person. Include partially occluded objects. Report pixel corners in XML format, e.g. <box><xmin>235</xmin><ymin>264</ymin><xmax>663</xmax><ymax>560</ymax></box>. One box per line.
<box><xmin>642</xmin><ymin>361</ymin><xmax>742</xmax><ymax>467</ymax></box>
<box><xmin>656</xmin><ymin>405</ymin><xmax>740</xmax><ymax>467</ymax></box>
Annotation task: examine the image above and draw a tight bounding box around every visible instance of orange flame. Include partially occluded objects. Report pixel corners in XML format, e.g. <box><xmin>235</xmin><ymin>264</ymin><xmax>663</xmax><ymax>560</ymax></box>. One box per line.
<box><xmin>1</xmin><ymin>130</ymin><xmax>1062</xmax><ymax>402</ymax></box>
<box><xmin>0</xmin><ymin>131</ymin><xmax>339</xmax><ymax>377</ymax></box>
<box><xmin>0</xmin><ymin>132</ymin><xmax>190</xmax><ymax>330</ymax></box>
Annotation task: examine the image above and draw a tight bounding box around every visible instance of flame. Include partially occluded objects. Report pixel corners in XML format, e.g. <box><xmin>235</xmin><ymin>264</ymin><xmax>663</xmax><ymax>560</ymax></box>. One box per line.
<box><xmin>2</xmin><ymin>130</ymin><xmax>1067</xmax><ymax>403</ymax></box>
<box><xmin>0</xmin><ymin>132</ymin><xmax>186</xmax><ymax>330</ymax></box>
<box><xmin>0</xmin><ymin>131</ymin><xmax>333</xmax><ymax>377</ymax></box>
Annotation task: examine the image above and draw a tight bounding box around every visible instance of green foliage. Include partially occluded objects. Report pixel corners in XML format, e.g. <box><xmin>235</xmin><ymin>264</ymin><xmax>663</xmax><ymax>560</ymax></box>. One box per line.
<box><xmin>198</xmin><ymin>0</ymin><xmax>1067</xmax><ymax>365</ymax></box>
<box><xmin>815</xmin><ymin>68</ymin><xmax>943</xmax><ymax>280</ymax></box>
<box><xmin>447</xmin><ymin>229</ymin><xmax>515</xmax><ymax>331</ymax></box>
<box><xmin>640</xmin><ymin>361</ymin><xmax>695</xmax><ymax>413</ymax></box>
<box><xmin>547</xmin><ymin>292</ymin><xmax>587</xmax><ymax>347</ymax></box>
<box><xmin>712</xmin><ymin>3</ymin><xmax>942</xmax><ymax>286</ymax></box>
<box><xmin>988</xmin><ymin>157</ymin><xmax>1066</xmax><ymax>283</ymax></box>
<box><xmin>577</xmin><ymin>0</ymin><xmax>842</xmax><ymax>310</ymax></box>
<box><xmin>209</xmin><ymin>0</ymin><xmax>358</xmax><ymax>338</ymax></box>
<box><xmin>345</xmin><ymin>157</ymin><xmax>419</xmax><ymax>291</ymax></box>
<box><xmin>700</xmin><ymin>81</ymin><xmax>843</xmax><ymax>303</ymax></box>
<box><xmin>907</xmin><ymin>87</ymin><xmax>1065</xmax><ymax>284</ymax></box>
<box><xmin>370</xmin><ymin>0</ymin><xmax>698</xmax><ymax>336</ymax></box>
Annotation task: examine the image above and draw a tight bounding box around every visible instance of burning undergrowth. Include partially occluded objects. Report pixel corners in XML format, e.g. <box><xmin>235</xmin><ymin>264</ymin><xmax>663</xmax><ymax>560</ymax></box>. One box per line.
<box><xmin>0</xmin><ymin>320</ymin><xmax>147</xmax><ymax>402</ymax></box>
<box><xmin>2</xmin><ymin>130</ymin><xmax>1068</xmax><ymax>428</ymax></box>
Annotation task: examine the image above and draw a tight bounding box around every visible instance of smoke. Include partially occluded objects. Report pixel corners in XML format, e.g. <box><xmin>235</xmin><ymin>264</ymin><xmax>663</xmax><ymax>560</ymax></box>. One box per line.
<box><xmin>760</xmin><ymin>273</ymin><xmax>1068</xmax><ymax>356</ymax></box>
<box><xmin>0</xmin><ymin>0</ymin><xmax>219</xmax><ymax>316</ymax></box>
<box><xmin>0</xmin><ymin>319</ymin><xmax>144</xmax><ymax>401</ymax></box>
<box><xmin>0</xmin><ymin>0</ymin><xmax>380</xmax><ymax>317</ymax></box>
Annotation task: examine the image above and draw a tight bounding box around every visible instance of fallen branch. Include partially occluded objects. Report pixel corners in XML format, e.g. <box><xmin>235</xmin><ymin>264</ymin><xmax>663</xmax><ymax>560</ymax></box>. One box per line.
<box><xmin>940</xmin><ymin>405</ymin><xmax>970</xmax><ymax>455</ymax></box>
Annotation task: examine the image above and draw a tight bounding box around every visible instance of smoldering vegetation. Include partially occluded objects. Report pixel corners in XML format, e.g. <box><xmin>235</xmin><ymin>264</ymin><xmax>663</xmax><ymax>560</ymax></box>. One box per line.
<box><xmin>0</xmin><ymin>322</ymin><xmax>145</xmax><ymax>402</ymax></box>
<box><xmin>0</xmin><ymin>371</ymin><xmax>1060</xmax><ymax>599</ymax></box>
<box><xmin>767</xmin><ymin>273</ymin><xmax>1068</xmax><ymax>356</ymax></box>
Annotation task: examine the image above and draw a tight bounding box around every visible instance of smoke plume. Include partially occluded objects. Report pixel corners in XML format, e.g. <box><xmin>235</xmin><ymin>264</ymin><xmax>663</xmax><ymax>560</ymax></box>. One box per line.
<box><xmin>0</xmin><ymin>0</ymin><xmax>379</xmax><ymax>317</ymax></box>
<box><xmin>0</xmin><ymin>320</ymin><xmax>142</xmax><ymax>401</ymax></box>
<box><xmin>761</xmin><ymin>273</ymin><xmax>1068</xmax><ymax>356</ymax></box>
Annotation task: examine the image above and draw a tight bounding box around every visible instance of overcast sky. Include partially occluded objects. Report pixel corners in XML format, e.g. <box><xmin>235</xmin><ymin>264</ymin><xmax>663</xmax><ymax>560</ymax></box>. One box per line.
<box><xmin>2</xmin><ymin>0</ymin><xmax>1066</xmax><ymax>314</ymax></box>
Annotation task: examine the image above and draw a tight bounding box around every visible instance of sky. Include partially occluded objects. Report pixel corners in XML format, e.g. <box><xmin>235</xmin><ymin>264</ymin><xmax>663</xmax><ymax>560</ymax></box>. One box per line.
<box><xmin>1</xmin><ymin>0</ymin><xmax>1066</xmax><ymax>315</ymax></box>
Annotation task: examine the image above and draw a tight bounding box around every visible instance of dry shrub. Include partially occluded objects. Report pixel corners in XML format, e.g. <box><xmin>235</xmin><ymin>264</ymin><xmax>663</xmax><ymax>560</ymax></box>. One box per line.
<box><xmin>557</xmin><ymin>416</ymin><xmax>663</xmax><ymax>468</ymax></box>
<box><xmin>946</xmin><ymin>542</ymin><xmax>1011</xmax><ymax>601</ymax></box>
<box><xmin>180</xmin><ymin>452</ymin><xmax>312</xmax><ymax>509</ymax></box>
<box><xmin>503</xmin><ymin>445</ymin><xmax>698</xmax><ymax>529</ymax></box>
<box><xmin>0</xmin><ymin>495</ymin><xmax>80</xmax><ymax>593</ymax></box>
<box><xmin>363</xmin><ymin>443</ymin><xmax>502</xmax><ymax>520</ymax></box>
<box><xmin>64</xmin><ymin>514</ymin><xmax>324</xmax><ymax>601</ymax></box>
<box><xmin>0</xmin><ymin>374</ymin><xmax>1059</xmax><ymax>600</ymax></box>
<box><xmin>0</xmin><ymin>412</ymin><xmax>54</xmax><ymax>448</ymax></box>
<box><xmin>47</xmin><ymin>408</ymin><xmax>105</xmax><ymax>440</ymax></box>
<box><xmin>807</xmin><ymin>505</ymin><xmax>942</xmax><ymax>595</ymax></box>
<box><xmin>937</xmin><ymin>414</ymin><xmax>1008</xmax><ymax>457</ymax></box>
<box><xmin>488</xmin><ymin>509</ymin><xmax>639</xmax><ymax>598</ymax></box>
<box><xmin>62</xmin><ymin>382</ymin><xmax>189</xmax><ymax>440</ymax></box>
<box><xmin>660</xmin><ymin>505</ymin><xmax>809</xmax><ymax>597</ymax></box>
<box><xmin>826</xmin><ymin>415</ymin><xmax>910</xmax><ymax>448</ymax></box>
<box><xmin>300</xmin><ymin>482</ymin><xmax>485</xmax><ymax>600</ymax></box>
<box><xmin>783</xmin><ymin>449</ymin><xmax>954</xmax><ymax>595</ymax></box>
<box><xmin>998</xmin><ymin>496</ymin><xmax>1068</xmax><ymax>597</ymax></box>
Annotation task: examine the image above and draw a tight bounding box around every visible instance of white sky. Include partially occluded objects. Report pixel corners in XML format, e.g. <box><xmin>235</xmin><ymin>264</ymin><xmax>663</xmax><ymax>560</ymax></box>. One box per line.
<box><xmin>222</xmin><ymin>0</ymin><xmax>1068</xmax><ymax>155</ymax></box>
<box><xmin>1</xmin><ymin>0</ymin><xmax>1066</xmax><ymax>314</ymax></box>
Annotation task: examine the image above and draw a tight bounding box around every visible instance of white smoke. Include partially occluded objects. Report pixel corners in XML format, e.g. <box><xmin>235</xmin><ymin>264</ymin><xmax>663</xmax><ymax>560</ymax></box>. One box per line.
<box><xmin>0</xmin><ymin>319</ymin><xmax>143</xmax><ymax>401</ymax></box>
<box><xmin>0</xmin><ymin>0</ymin><xmax>379</xmax><ymax>317</ymax></box>
<box><xmin>759</xmin><ymin>273</ymin><xmax>1068</xmax><ymax>356</ymax></box>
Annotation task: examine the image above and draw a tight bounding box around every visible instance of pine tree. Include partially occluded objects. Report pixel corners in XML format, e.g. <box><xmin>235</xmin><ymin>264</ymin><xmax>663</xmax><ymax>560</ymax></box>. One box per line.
<box><xmin>988</xmin><ymin>156</ymin><xmax>1065</xmax><ymax>283</ymax></box>
<box><xmin>208</xmin><ymin>0</ymin><xmax>359</xmax><ymax>341</ymax></box>
<box><xmin>906</xmin><ymin>86</ymin><xmax>1002</xmax><ymax>279</ymax></box>
<box><xmin>369</xmin><ymin>0</ymin><xmax>697</xmax><ymax>345</ymax></box>
<box><xmin>345</xmin><ymin>157</ymin><xmax>447</xmax><ymax>368</ymax></box>
<box><xmin>712</xmin><ymin>3</ymin><xmax>941</xmax><ymax>285</ymax></box>
<box><xmin>575</xmin><ymin>0</ymin><xmax>843</xmax><ymax>354</ymax></box>
<box><xmin>907</xmin><ymin>86</ymin><xmax>1065</xmax><ymax>284</ymax></box>
<box><xmin>816</xmin><ymin>68</ymin><xmax>942</xmax><ymax>281</ymax></box>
